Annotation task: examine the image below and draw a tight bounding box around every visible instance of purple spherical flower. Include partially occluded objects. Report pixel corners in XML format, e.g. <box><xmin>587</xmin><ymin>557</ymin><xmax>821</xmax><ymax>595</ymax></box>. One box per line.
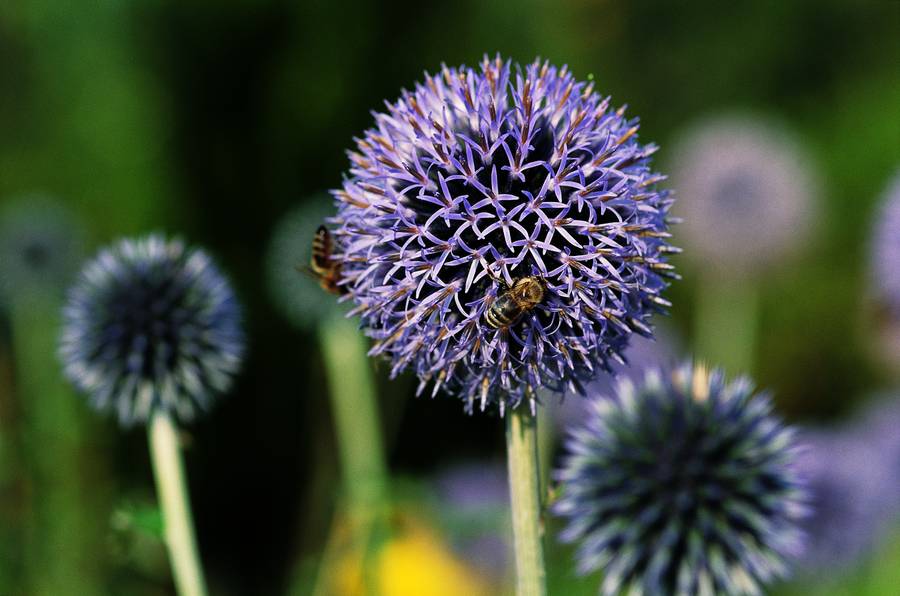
<box><xmin>332</xmin><ymin>56</ymin><xmax>676</xmax><ymax>413</ymax></box>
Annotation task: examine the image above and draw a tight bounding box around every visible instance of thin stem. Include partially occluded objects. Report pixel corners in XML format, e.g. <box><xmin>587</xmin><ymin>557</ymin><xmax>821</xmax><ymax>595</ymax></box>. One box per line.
<box><xmin>695</xmin><ymin>275</ymin><xmax>758</xmax><ymax>375</ymax></box>
<box><xmin>148</xmin><ymin>412</ymin><xmax>208</xmax><ymax>596</ymax></box>
<box><xmin>506</xmin><ymin>406</ymin><xmax>547</xmax><ymax>596</ymax></box>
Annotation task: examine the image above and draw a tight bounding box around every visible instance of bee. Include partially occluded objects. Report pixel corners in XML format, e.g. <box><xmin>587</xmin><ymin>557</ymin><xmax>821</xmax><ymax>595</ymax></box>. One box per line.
<box><xmin>307</xmin><ymin>225</ymin><xmax>347</xmax><ymax>296</ymax></box>
<box><xmin>484</xmin><ymin>274</ymin><xmax>546</xmax><ymax>330</ymax></box>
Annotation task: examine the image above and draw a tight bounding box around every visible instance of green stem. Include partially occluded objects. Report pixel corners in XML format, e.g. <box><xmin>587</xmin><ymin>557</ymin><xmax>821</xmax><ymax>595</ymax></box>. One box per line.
<box><xmin>536</xmin><ymin>400</ymin><xmax>554</xmax><ymax>491</ymax></box>
<box><xmin>313</xmin><ymin>313</ymin><xmax>387</xmax><ymax>595</ymax></box>
<box><xmin>695</xmin><ymin>275</ymin><xmax>758</xmax><ymax>375</ymax></box>
<box><xmin>506</xmin><ymin>406</ymin><xmax>547</xmax><ymax>596</ymax></box>
<box><xmin>318</xmin><ymin>313</ymin><xmax>388</xmax><ymax>517</ymax></box>
<box><xmin>148</xmin><ymin>412</ymin><xmax>208</xmax><ymax>596</ymax></box>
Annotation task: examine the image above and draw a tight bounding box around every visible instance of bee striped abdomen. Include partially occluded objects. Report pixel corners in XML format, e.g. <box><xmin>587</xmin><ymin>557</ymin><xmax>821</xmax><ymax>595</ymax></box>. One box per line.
<box><xmin>483</xmin><ymin>275</ymin><xmax>545</xmax><ymax>330</ymax></box>
<box><xmin>310</xmin><ymin>225</ymin><xmax>333</xmax><ymax>274</ymax></box>
<box><xmin>485</xmin><ymin>294</ymin><xmax>523</xmax><ymax>329</ymax></box>
<box><xmin>309</xmin><ymin>225</ymin><xmax>347</xmax><ymax>296</ymax></box>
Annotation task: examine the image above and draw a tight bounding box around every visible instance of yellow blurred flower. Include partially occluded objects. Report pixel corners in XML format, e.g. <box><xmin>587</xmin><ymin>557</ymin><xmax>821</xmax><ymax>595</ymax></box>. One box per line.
<box><xmin>330</xmin><ymin>515</ymin><xmax>492</xmax><ymax>596</ymax></box>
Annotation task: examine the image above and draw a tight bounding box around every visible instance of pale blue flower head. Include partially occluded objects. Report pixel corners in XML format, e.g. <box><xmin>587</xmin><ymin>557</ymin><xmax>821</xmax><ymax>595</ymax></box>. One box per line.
<box><xmin>554</xmin><ymin>362</ymin><xmax>808</xmax><ymax>596</ymax></box>
<box><xmin>60</xmin><ymin>235</ymin><xmax>244</xmax><ymax>426</ymax></box>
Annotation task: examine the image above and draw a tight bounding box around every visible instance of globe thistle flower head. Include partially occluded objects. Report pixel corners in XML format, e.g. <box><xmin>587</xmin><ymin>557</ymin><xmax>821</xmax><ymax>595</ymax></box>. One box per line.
<box><xmin>553</xmin><ymin>362</ymin><xmax>807</xmax><ymax>596</ymax></box>
<box><xmin>266</xmin><ymin>198</ymin><xmax>349</xmax><ymax>330</ymax></box>
<box><xmin>671</xmin><ymin>115</ymin><xmax>820</xmax><ymax>274</ymax></box>
<box><xmin>0</xmin><ymin>195</ymin><xmax>86</xmax><ymax>305</ymax></box>
<box><xmin>60</xmin><ymin>235</ymin><xmax>244</xmax><ymax>426</ymax></box>
<box><xmin>332</xmin><ymin>56</ymin><xmax>676</xmax><ymax>413</ymax></box>
<box><xmin>871</xmin><ymin>171</ymin><xmax>900</xmax><ymax>312</ymax></box>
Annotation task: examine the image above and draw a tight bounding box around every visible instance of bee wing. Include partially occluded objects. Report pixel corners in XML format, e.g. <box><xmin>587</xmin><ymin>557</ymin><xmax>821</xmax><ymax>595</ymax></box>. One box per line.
<box><xmin>296</xmin><ymin>263</ymin><xmax>320</xmax><ymax>280</ymax></box>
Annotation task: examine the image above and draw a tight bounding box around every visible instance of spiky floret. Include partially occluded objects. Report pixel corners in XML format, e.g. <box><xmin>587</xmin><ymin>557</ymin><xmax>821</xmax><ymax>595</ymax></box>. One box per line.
<box><xmin>60</xmin><ymin>235</ymin><xmax>244</xmax><ymax>426</ymax></box>
<box><xmin>332</xmin><ymin>56</ymin><xmax>676</xmax><ymax>413</ymax></box>
<box><xmin>553</xmin><ymin>363</ymin><xmax>807</xmax><ymax>596</ymax></box>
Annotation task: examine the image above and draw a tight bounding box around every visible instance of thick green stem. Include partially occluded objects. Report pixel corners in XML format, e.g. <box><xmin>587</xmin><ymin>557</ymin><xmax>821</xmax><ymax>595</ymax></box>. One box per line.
<box><xmin>695</xmin><ymin>275</ymin><xmax>758</xmax><ymax>375</ymax></box>
<box><xmin>317</xmin><ymin>314</ymin><xmax>388</xmax><ymax>519</ymax></box>
<box><xmin>506</xmin><ymin>407</ymin><xmax>547</xmax><ymax>596</ymax></box>
<box><xmin>312</xmin><ymin>313</ymin><xmax>387</xmax><ymax>595</ymax></box>
<box><xmin>149</xmin><ymin>412</ymin><xmax>208</xmax><ymax>596</ymax></box>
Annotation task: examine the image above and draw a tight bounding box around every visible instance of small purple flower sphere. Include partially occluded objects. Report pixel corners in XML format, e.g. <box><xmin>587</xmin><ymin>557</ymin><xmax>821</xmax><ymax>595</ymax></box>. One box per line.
<box><xmin>332</xmin><ymin>56</ymin><xmax>676</xmax><ymax>412</ymax></box>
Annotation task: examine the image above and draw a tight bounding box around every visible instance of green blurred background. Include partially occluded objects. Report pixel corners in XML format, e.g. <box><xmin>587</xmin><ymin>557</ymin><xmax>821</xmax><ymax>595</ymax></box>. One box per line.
<box><xmin>1</xmin><ymin>1</ymin><xmax>898</xmax><ymax>594</ymax></box>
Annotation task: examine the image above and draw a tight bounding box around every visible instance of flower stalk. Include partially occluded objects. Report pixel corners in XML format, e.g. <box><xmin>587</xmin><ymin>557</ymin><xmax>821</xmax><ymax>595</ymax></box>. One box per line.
<box><xmin>506</xmin><ymin>406</ymin><xmax>546</xmax><ymax>596</ymax></box>
<box><xmin>318</xmin><ymin>312</ymin><xmax>388</xmax><ymax>524</ymax></box>
<box><xmin>695</xmin><ymin>275</ymin><xmax>758</xmax><ymax>374</ymax></box>
<box><xmin>149</xmin><ymin>412</ymin><xmax>208</xmax><ymax>596</ymax></box>
<box><xmin>314</xmin><ymin>312</ymin><xmax>388</xmax><ymax>593</ymax></box>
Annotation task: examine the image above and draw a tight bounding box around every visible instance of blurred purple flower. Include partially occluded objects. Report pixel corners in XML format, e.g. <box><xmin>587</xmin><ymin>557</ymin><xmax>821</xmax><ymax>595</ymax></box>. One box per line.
<box><xmin>433</xmin><ymin>461</ymin><xmax>510</xmax><ymax>580</ymax></box>
<box><xmin>332</xmin><ymin>56</ymin><xmax>676</xmax><ymax>413</ymax></box>
<box><xmin>871</xmin><ymin>171</ymin><xmax>900</xmax><ymax>310</ymax></box>
<box><xmin>671</xmin><ymin>115</ymin><xmax>821</xmax><ymax>274</ymax></box>
<box><xmin>435</xmin><ymin>461</ymin><xmax>509</xmax><ymax>509</ymax></box>
<box><xmin>795</xmin><ymin>396</ymin><xmax>900</xmax><ymax>575</ymax></box>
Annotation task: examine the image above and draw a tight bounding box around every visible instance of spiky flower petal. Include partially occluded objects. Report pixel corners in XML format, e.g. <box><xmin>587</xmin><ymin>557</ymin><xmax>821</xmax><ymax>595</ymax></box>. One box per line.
<box><xmin>332</xmin><ymin>56</ymin><xmax>675</xmax><ymax>413</ymax></box>
<box><xmin>60</xmin><ymin>235</ymin><xmax>244</xmax><ymax>426</ymax></box>
<box><xmin>554</xmin><ymin>363</ymin><xmax>807</xmax><ymax>596</ymax></box>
